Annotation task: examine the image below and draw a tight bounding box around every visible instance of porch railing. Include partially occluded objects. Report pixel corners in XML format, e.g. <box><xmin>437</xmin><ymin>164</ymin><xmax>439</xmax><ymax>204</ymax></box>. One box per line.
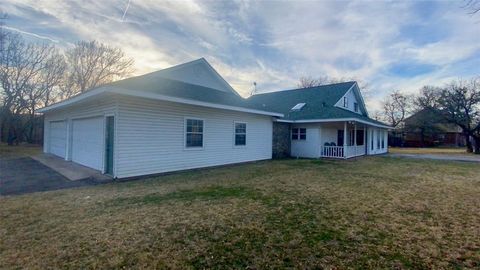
<box><xmin>321</xmin><ymin>146</ymin><xmax>344</xmax><ymax>158</ymax></box>
<box><xmin>345</xmin><ymin>145</ymin><xmax>366</xmax><ymax>158</ymax></box>
<box><xmin>321</xmin><ymin>145</ymin><xmax>366</xmax><ymax>159</ymax></box>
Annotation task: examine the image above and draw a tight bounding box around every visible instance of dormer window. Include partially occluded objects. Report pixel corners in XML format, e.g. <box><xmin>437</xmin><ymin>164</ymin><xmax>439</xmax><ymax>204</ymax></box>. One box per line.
<box><xmin>343</xmin><ymin>97</ymin><xmax>348</xmax><ymax>108</ymax></box>
<box><xmin>291</xmin><ymin>103</ymin><xmax>306</xmax><ymax>111</ymax></box>
<box><xmin>354</xmin><ymin>102</ymin><xmax>359</xmax><ymax>112</ymax></box>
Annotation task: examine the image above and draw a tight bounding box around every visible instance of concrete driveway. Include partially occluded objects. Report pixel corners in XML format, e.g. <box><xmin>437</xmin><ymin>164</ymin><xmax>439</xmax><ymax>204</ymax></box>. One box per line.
<box><xmin>0</xmin><ymin>157</ymin><xmax>102</xmax><ymax>196</ymax></box>
<box><xmin>388</xmin><ymin>153</ymin><xmax>480</xmax><ymax>163</ymax></box>
<box><xmin>0</xmin><ymin>145</ymin><xmax>112</xmax><ymax>196</ymax></box>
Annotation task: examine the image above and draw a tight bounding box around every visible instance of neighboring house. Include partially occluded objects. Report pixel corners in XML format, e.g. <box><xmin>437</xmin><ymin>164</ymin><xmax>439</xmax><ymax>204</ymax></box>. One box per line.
<box><xmin>402</xmin><ymin>109</ymin><xmax>466</xmax><ymax>147</ymax></box>
<box><xmin>39</xmin><ymin>58</ymin><xmax>389</xmax><ymax>179</ymax></box>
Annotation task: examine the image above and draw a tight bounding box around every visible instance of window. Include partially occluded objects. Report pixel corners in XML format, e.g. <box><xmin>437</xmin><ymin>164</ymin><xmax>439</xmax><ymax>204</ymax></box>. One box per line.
<box><xmin>349</xmin><ymin>130</ymin><xmax>355</xmax><ymax>146</ymax></box>
<box><xmin>381</xmin><ymin>131</ymin><xmax>385</xmax><ymax>149</ymax></box>
<box><xmin>343</xmin><ymin>97</ymin><xmax>348</xmax><ymax>108</ymax></box>
<box><xmin>291</xmin><ymin>103</ymin><xmax>306</xmax><ymax>111</ymax></box>
<box><xmin>371</xmin><ymin>130</ymin><xmax>374</xmax><ymax>150</ymax></box>
<box><xmin>354</xmin><ymin>102</ymin><xmax>359</xmax><ymax>112</ymax></box>
<box><xmin>292</xmin><ymin>128</ymin><xmax>306</xmax><ymax>140</ymax></box>
<box><xmin>185</xmin><ymin>118</ymin><xmax>203</xmax><ymax>148</ymax></box>
<box><xmin>356</xmin><ymin>130</ymin><xmax>365</xmax><ymax>146</ymax></box>
<box><xmin>377</xmin><ymin>130</ymin><xmax>381</xmax><ymax>149</ymax></box>
<box><xmin>349</xmin><ymin>129</ymin><xmax>365</xmax><ymax>146</ymax></box>
<box><xmin>234</xmin><ymin>122</ymin><xmax>246</xmax><ymax>146</ymax></box>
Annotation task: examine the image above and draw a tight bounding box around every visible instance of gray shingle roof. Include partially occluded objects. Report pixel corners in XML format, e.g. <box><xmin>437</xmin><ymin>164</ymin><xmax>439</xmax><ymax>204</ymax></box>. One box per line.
<box><xmin>247</xmin><ymin>82</ymin><xmax>389</xmax><ymax>127</ymax></box>
<box><xmin>108</xmin><ymin>73</ymin><xmax>269</xmax><ymax>112</ymax></box>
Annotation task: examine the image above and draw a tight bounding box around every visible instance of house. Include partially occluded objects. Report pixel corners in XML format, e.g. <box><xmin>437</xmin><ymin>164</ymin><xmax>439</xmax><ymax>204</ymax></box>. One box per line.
<box><xmin>248</xmin><ymin>82</ymin><xmax>390</xmax><ymax>159</ymax></box>
<box><xmin>38</xmin><ymin>58</ymin><xmax>389</xmax><ymax>179</ymax></box>
<box><xmin>401</xmin><ymin>109</ymin><xmax>466</xmax><ymax>147</ymax></box>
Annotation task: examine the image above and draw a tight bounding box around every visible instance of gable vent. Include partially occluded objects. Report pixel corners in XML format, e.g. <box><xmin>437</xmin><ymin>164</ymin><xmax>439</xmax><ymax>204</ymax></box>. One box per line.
<box><xmin>291</xmin><ymin>103</ymin><xmax>306</xmax><ymax>111</ymax></box>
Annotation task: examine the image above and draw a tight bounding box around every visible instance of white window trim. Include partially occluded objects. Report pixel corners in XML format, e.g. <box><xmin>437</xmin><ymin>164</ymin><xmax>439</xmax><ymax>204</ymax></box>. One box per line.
<box><xmin>292</xmin><ymin>127</ymin><xmax>307</xmax><ymax>141</ymax></box>
<box><xmin>184</xmin><ymin>117</ymin><xmax>205</xmax><ymax>150</ymax></box>
<box><xmin>233</xmin><ymin>121</ymin><xmax>247</xmax><ymax>148</ymax></box>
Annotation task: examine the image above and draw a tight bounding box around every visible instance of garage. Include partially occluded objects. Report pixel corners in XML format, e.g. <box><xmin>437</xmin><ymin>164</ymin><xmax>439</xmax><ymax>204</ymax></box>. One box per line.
<box><xmin>71</xmin><ymin>117</ymin><xmax>104</xmax><ymax>171</ymax></box>
<box><xmin>49</xmin><ymin>120</ymin><xmax>66</xmax><ymax>158</ymax></box>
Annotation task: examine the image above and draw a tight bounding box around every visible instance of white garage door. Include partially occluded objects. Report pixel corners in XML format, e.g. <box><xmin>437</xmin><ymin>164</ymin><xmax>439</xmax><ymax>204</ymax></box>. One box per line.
<box><xmin>72</xmin><ymin>117</ymin><xmax>104</xmax><ymax>171</ymax></box>
<box><xmin>49</xmin><ymin>121</ymin><xmax>66</xmax><ymax>158</ymax></box>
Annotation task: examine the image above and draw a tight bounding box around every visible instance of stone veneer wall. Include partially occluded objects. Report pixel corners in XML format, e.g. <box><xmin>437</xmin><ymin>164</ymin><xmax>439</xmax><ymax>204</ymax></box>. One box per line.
<box><xmin>272</xmin><ymin>122</ymin><xmax>291</xmax><ymax>159</ymax></box>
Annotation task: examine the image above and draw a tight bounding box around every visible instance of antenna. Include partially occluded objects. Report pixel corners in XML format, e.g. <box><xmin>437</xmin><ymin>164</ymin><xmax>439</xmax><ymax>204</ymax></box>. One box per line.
<box><xmin>250</xmin><ymin>82</ymin><xmax>257</xmax><ymax>96</ymax></box>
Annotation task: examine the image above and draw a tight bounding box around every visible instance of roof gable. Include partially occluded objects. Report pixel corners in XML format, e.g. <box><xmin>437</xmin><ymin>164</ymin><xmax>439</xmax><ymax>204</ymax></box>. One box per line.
<box><xmin>150</xmin><ymin>58</ymin><xmax>239</xmax><ymax>96</ymax></box>
<box><xmin>334</xmin><ymin>83</ymin><xmax>368</xmax><ymax>116</ymax></box>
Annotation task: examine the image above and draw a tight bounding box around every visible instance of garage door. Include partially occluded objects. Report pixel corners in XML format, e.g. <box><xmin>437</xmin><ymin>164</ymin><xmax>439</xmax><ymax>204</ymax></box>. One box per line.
<box><xmin>49</xmin><ymin>121</ymin><xmax>66</xmax><ymax>158</ymax></box>
<box><xmin>71</xmin><ymin>117</ymin><xmax>104</xmax><ymax>171</ymax></box>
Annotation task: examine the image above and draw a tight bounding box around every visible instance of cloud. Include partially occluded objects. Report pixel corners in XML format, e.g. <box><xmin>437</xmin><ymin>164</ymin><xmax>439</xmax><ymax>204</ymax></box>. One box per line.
<box><xmin>2</xmin><ymin>0</ymin><xmax>480</xmax><ymax>111</ymax></box>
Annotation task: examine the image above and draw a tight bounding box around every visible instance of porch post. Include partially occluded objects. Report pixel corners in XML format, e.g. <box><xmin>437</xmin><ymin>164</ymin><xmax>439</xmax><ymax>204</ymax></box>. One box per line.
<box><xmin>364</xmin><ymin>126</ymin><xmax>367</xmax><ymax>155</ymax></box>
<box><xmin>343</xmin><ymin>121</ymin><xmax>347</xmax><ymax>159</ymax></box>
<box><xmin>354</xmin><ymin>122</ymin><xmax>357</xmax><ymax>157</ymax></box>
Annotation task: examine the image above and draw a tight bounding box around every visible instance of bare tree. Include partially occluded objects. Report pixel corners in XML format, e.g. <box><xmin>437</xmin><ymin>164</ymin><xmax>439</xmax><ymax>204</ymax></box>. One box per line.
<box><xmin>0</xmin><ymin>27</ymin><xmax>65</xmax><ymax>143</ymax></box>
<box><xmin>464</xmin><ymin>0</ymin><xmax>480</xmax><ymax>14</ymax></box>
<box><xmin>63</xmin><ymin>40</ymin><xmax>134</xmax><ymax>97</ymax></box>
<box><xmin>414</xmin><ymin>85</ymin><xmax>441</xmax><ymax>110</ymax></box>
<box><xmin>297</xmin><ymin>76</ymin><xmax>330</xmax><ymax>88</ymax></box>
<box><xmin>297</xmin><ymin>76</ymin><xmax>371</xmax><ymax>100</ymax></box>
<box><xmin>381</xmin><ymin>90</ymin><xmax>411</xmax><ymax>128</ymax></box>
<box><xmin>416</xmin><ymin>78</ymin><xmax>480</xmax><ymax>153</ymax></box>
<box><xmin>437</xmin><ymin>79</ymin><xmax>480</xmax><ymax>153</ymax></box>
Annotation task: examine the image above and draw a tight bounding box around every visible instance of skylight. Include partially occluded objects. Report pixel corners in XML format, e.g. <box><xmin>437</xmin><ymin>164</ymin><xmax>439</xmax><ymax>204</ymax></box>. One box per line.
<box><xmin>291</xmin><ymin>103</ymin><xmax>306</xmax><ymax>111</ymax></box>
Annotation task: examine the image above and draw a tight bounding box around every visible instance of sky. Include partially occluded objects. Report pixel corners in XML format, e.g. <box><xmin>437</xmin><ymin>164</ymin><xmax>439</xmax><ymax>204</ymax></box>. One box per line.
<box><xmin>2</xmin><ymin>0</ymin><xmax>480</xmax><ymax>111</ymax></box>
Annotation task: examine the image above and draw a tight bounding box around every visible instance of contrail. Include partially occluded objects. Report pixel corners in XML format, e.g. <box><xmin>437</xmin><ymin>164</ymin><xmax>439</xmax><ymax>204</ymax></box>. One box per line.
<box><xmin>121</xmin><ymin>0</ymin><xmax>131</xmax><ymax>21</ymax></box>
<box><xmin>3</xmin><ymin>26</ymin><xmax>59</xmax><ymax>43</ymax></box>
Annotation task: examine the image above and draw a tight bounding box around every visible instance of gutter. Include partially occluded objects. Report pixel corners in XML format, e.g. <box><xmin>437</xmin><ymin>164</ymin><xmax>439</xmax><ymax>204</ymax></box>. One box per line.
<box><xmin>37</xmin><ymin>86</ymin><xmax>284</xmax><ymax>117</ymax></box>
<box><xmin>276</xmin><ymin>118</ymin><xmax>392</xmax><ymax>129</ymax></box>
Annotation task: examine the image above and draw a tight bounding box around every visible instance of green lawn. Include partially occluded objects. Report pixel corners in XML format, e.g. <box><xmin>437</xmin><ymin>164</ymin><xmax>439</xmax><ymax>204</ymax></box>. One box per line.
<box><xmin>1</xmin><ymin>156</ymin><xmax>479</xmax><ymax>269</ymax></box>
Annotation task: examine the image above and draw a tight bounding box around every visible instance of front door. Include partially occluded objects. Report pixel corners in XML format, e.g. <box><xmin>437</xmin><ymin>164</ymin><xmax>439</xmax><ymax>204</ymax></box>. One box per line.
<box><xmin>105</xmin><ymin>116</ymin><xmax>115</xmax><ymax>175</ymax></box>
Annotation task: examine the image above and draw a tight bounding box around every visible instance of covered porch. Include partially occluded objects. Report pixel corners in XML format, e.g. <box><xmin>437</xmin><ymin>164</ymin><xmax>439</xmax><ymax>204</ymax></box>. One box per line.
<box><xmin>320</xmin><ymin>121</ymin><xmax>367</xmax><ymax>159</ymax></box>
<box><xmin>289</xmin><ymin>120</ymin><xmax>388</xmax><ymax>159</ymax></box>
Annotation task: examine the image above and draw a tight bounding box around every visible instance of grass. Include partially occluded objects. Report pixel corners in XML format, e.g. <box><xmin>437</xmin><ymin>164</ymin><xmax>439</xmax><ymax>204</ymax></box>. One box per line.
<box><xmin>0</xmin><ymin>143</ymin><xmax>42</xmax><ymax>159</ymax></box>
<box><xmin>389</xmin><ymin>147</ymin><xmax>474</xmax><ymax>156</ymax></box>
<box><xmin>1</xmin><ymin>151</ymin><xmax>480</xmax><ymax>269</ymax></box>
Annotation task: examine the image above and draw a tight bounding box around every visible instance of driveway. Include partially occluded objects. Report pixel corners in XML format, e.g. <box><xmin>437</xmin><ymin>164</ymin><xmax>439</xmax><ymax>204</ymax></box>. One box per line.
<box><xmin>388</xmin><ymin>153</ymin><xmax>480</xmax><ymax>163</ymax></box>
<box><xmin>0</xmin><ymin>157</ymin><xmax>102</xmax><ymax>196</ymax></box>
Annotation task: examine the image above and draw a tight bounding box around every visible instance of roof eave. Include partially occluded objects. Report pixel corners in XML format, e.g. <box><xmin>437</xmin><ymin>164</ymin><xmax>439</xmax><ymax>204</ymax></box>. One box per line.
<box><xmin>37</xmin><ymin>87</ymin><xmax>283</xmax><ymax>117</ymax></box>
<box><xmin>276</xmin><ymin>117</ymin><xmax>391</xmax><ymax>129</ymax></box>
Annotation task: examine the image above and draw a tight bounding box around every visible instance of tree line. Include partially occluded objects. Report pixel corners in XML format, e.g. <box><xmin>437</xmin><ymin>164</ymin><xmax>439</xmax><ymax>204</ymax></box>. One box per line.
<box><xmin>0</xmin><ymin>17</ymin><xmax>134</xmax><ymax>144</ymax></box>
<box><xmin>380</xmin><ymin>79</ymin><xmax>480</xmax><ymax>154</ymax></box>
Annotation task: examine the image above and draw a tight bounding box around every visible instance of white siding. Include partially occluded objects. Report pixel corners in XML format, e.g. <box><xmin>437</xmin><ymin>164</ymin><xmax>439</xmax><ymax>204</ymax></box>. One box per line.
<box><xmin>43</xmin><ymin>94</ymin><xmax>117</xmax><ymax>171</ymax></box>
<box><xmin>115</xmin><ymin>96</ymin><xmax>273</xmax><ymax>178</ymax></box>
<box><xmin>157</xmin><ymin>60</ymin><xmax>234</xmax><ymax>94</ymax></box>
<box><xmin>335</xmin><ymin>88</ymin><xmax>362</xmax><ymax>114</ymax></box>
<box><xmin>291</xmin><ymin>124</ymin><xmax>320</xmax><ymax>158</ymax></box>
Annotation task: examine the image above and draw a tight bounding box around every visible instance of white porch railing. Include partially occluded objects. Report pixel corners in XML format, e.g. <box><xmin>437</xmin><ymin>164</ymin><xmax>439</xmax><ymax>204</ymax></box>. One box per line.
<box><xmin>321</xmin><ymin>146</ymin><xmax>344</xmax><ymax>158</ymax></box>
<box><xmin>345</xmin><ymin>145</ymin><xmax>366</xmax><ymax>158</ymax></box>
<box><xmin>321</xmin><ymin>145</ymin><xmax>366</xmax><ymax>159</ymax></box>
